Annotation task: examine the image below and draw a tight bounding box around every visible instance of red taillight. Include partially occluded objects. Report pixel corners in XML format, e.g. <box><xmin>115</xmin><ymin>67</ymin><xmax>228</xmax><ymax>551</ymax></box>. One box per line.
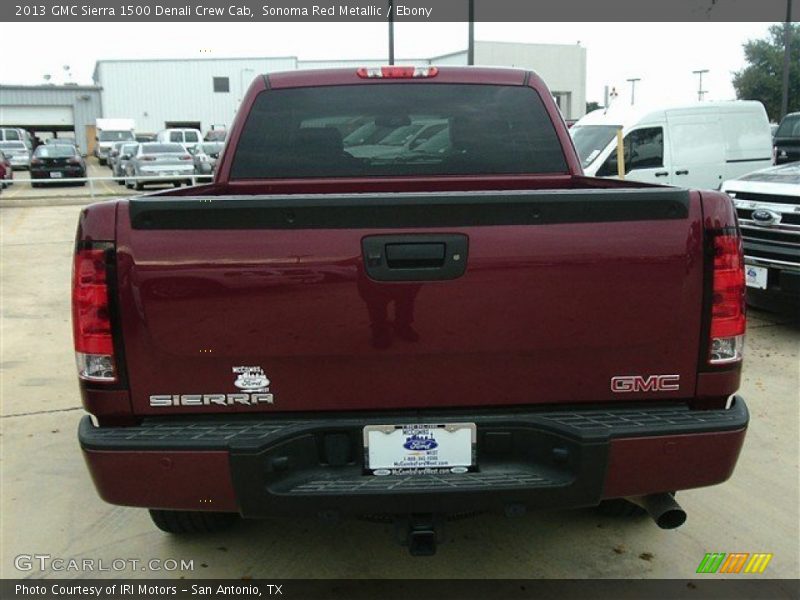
<box><xmin>179</xmin><ymin>155</ymin><xmax>192</xmax><ymax>160</ymax></box>
<box><xmin>67</xmin><ymin>157</ymin><xmax>81</xmax><ymax>165</ymax></box>
<box><xmin>709</xmin><ymin>232</ymin><xmax>745</xmax><ymax>365</ymax></box>
<box><xmin>356</xmin><ymin>66</ymin><xmax>439</xmax><ymax>79</ymax></box>
<box><xmin>72</xmin><ymin>245</ymin><xmax>116</xmax><ymax>382</ymax></box>
<box><xmin>30</xmin><ymin>158</ymin><xmax>43</xmax><ymax>166</ymax></box>
<box><xmin>140</xmin><ymin>155</ymin><xmax>156</xmax><ymax>161</ymax></box>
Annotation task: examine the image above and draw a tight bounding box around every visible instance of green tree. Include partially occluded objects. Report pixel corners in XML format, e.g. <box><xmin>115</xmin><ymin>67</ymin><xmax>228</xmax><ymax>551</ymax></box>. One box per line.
<box><xmin>732</xmin><ymin>23</ymin><xmax>800</xmax><ymax>122</ymax></box>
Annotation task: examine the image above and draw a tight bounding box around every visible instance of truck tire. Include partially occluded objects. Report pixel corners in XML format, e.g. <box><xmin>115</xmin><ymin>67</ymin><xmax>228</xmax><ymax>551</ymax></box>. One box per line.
<box><xmin>149</xmin><ymin>509</ymin><xmax>238</xmax><ymax>534</ymax></box>
<box><xmin>135</xmin><ymin>182</ymin><xmax>144</xmax><ymax>191</ymax></box>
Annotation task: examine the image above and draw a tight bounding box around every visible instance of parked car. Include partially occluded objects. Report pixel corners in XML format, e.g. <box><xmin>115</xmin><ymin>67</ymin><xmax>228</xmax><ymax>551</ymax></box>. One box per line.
<box><xmin>0</xmin><ymin>150</ymin><xmax>13</xmax><ymax>188</ymax></box>
<box><xmin>156</xmin><ymin>128</ymin><xmax>202</xmax><ymax>152</ymax></box>
<box><xmin>571</xmin><ymin>101</ymin><xmax>772</xmax><ymax>189</ymax></box>
<box><xmin>722</xmin><ymin>161</ymin><xmax>800</xmax><ymax>313</ymax></box>
<box><xmin>0</xmin><ymin>127</ymin><xmax>33</xmax><ymax>151</ymax></box>
<box><xmin>192</xmin><ymin>142</ymin><xmax>225</xmax><ymax>175</ymax></box>
<box><xmin>107</xmin><ymin>141</ymin><xmax>131</xmax><ymax>172</ymax></box>
<box><xmin>29</xmin><ymin>143</ymin><xmax>86</xmax><ymax>186</ymax></box>
<box><xmin>113</xmin><ymin>142</ymin><xmax>139</xmax><ymax>184</ymax></box>
<box><xmin>95</xmin><ymin>118</ymin><xmax>136</xmax><ymax>165</ymax></box>
<box><xmin>0</xmin><ymin>141</ymin><xmax>31</xmax><ymax>170</ymax></box>
<box><xmin>46</xmin><ymin>137</ymin><xmax>78</xmax><ymax>147</ymax></box>
<box><xmin>346</xmin><ymin>119</ymin><xmax>448</xmax><ymax>159</ymax></box>
<box><xmin>76</xmin><ymin>66</ymin><xmax>748</xmax><ymax>555</ymax></box>
<box><xmin>773</xmin><ymin>112</ymin><xmax>800</xmax><ymax>165</ymax></box>
<box><xmin>136</xmin><ymin>134</ymin><xmax>156</xmax><ymax>143</ymax></box>
<box><xmin>204</xmin><ymin>128</ymin><xmax>227</xmax><ymax>142</ymax></box>
<box><xmin>124</xmin><ymin>142</ymin><xmax>194</xmax><ymax>190</ymax></box>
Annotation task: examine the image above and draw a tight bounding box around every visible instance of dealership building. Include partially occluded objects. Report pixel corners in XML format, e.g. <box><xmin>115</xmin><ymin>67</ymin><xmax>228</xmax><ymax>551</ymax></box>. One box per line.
<box><xmin>0</xmin><ymin>84</ymin><xmax>102</xmax><ymax>152</ymax></box>
<box><xmin>1</xmin><ymin>41</ymin><xmax>586</xmax><ymax>152</ymax></box>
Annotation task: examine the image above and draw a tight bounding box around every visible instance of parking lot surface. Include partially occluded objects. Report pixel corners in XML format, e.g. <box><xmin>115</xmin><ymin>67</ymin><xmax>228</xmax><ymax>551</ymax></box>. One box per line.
<box><xmin>1</xmin><ymin>199</ymin><xmax>798</xmax><ymax>579</ymax></box>
<box><xmin>0</xmin><ymin>158</ymin><xmax>208</xmax><ymax>206</ymax></box>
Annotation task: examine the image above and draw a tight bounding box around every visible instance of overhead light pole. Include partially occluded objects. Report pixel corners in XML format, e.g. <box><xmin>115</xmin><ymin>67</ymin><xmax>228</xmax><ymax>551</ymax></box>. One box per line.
<box><xmin>692</xmin><ymin>69</ymin><xmax>709</xmax><ymax>101</ymax></box>
<box><xmin>388</xmin><ymin>1</ymin><xmax>395</xmax><ymax>65</ymax></box>
<box><xmin>626</xmin><ymin>78</ymin><xmax>640</xmax><ymax>105</ymax></box>
<box><xmin>781</xmin><ymin>0</ymin><xmax>793</xmax><ymax>119</ymax></box>
<box><xmin>467</xmin><ymin>0</ymin><xmax>475</xmax><ymax>65</ymax></box>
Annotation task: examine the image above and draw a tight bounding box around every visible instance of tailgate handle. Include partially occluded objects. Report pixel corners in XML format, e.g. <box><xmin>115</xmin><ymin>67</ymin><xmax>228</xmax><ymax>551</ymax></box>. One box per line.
<box><xmin>386</xmin><ymin>243</ymin><xmax>445</xmax><ymax>269</ymax></box>
<box><xmin>362</xmin><ymin>234</ymin><xmax>468</xmax><ymax>282</ymax></box>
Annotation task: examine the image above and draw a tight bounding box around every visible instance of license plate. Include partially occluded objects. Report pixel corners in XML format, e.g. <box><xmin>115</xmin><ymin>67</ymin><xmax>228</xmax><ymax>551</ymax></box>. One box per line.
<box><xmin>364</xmin><ymin>423</ymin><xmax>475</xmax><ymax>475</ymax></box>
<box><xmin>50</xmin><ymin>172</ymin><xmax>62</xmax><ymax>178</ymax></box>
<box><xmin>745</xmin><ymin>265</ymin><xmax>768</xmax><ymax>289</ymax></box>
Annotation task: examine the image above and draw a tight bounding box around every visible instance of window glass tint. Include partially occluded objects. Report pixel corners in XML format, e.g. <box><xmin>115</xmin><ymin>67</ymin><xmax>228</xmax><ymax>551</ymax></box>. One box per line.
<box><xmin>0</xmin><ymin>142</ymin><xmax>26</xmax><ymax>150</ymax></box>
<box><xmin>121</xmin><ymin>144</ymin><xmax>138</xmax><ymax>155</ymax></box>
<box><xmin>4</xmin><ymin>129</ymin><xmax>21</xmax><ymax>140</ymax></box>
<box><xmin>35</xmin><ymin>145</ymin><xmax>76</xmax><ymax>158</ymax></box>
<box><xmin>142</xmin><ymin>143</ymin><xmax>185</xmax><ymax>154</ymax></box>
<box><xmin>571</xmin><ymin>125</ymin><xmax>619</xmax><ymax>167</ymax></box>
<box><xmin>169</xmin><ymin>132</ymin><xmax>183</xmax><ymax>142</ymax></box>
<box><xmin>99</xmin><ymin>130</ymin><xmax>134</xmax><ymax>142</ymax></box>
<box><xmin>597</xmin><ymin>127</ymin><xmax>664</xmax><ymax>176</ymax></box>
<box><xmin>213</xmin><ymin>77</ymin><xmax>230</xmax><ymax>93</ymax></box>
<box><xmin>184</xmin><ymin>131</ymin><xmax>199</xmax><ymax>142</ymax></box>
<box><xmin>776</xmin><ymin>114</ymin><xmax>800</xmax><ymax>137</ymax></box>
<box><xmin>231</xmin><ymin>84</ymin><xmax>567</xmax><ymax>179</ymax></box>
<box><xmin>201</xmin><ymin>143</ymin><xmax>224</xmax><ymax>153</ymax></box>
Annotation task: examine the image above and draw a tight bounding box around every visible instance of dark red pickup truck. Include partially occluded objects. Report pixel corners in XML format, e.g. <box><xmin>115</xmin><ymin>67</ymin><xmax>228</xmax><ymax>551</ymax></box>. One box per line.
<box><xmin>75</xmin><ymin>66</ymin><xmax>748</xmax><ymax>555</ymax></box>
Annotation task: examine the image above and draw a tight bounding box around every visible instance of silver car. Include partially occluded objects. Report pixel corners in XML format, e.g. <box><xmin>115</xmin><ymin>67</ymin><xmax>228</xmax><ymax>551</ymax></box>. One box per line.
<box><xmin>192</xmin><ymin>142</ymin><xmax>225</xmax><ymax>176</ymax></box>
<box><xmin>114</xmin><ymin>142</ymin><xmax>139</xmax><ymax>184</ymax></box>
<box><xmin>0</xmin><ymin>141</ymin><xmax>31</xmax><ymax>170</ymax></box>
<box><xmin>107</xmin><ymin>141</ymin><xmax>130</xmax><ymax>172</ymax></box>
<box><xmin>124</xmin><ymin>142</ymin><xmax>194</xmax><ymax>190</ymax></box>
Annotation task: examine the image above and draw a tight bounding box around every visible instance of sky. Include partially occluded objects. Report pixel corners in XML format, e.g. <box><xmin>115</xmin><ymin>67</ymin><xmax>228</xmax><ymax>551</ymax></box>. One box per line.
<box><xmin>0</xmin><ymin>21</ymin><xmax>776</xmax><ymax>106</ymax></box>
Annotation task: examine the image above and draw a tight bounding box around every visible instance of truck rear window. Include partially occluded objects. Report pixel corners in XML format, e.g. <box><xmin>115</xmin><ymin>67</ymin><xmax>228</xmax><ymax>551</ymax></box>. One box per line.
<box><xmin>230</xmin><ymin>84</ymin><xmax>568</xmax><ymax>179</ymax></box>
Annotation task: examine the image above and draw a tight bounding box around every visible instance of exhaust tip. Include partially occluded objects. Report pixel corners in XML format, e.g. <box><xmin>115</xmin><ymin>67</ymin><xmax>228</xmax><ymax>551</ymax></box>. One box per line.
<box><xmin>631</xmin><ymin>493</ymin><xmax>688</xmax><ymax>530</ymax></box>
<box><xmin>656</xmin><ymin>508</ymin><xmax>687</xmax><ymax>530</ymax></box>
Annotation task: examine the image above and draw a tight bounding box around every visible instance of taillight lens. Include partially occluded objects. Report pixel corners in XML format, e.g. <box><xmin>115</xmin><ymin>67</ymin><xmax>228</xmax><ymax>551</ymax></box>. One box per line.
<box><xmin>67</xmin><ymin>157</ymin><xmax>81</xmax><ymax>165</ymax></box>
<box><xmin>356</xmin><ymin>66</ymin><xmax>439</xmax><ymax>79</ymax></box>
<box><xmin>140</xmin><ymin>155</ymin><xmax>156</xmax><ymax>161</ymax></box>
<box><xmin>179</xmin><ymin>155</ymin><xmax>192</xmax><ymax>160</ymax></box>
<box><xmin>30</xmin><ymin>158</ymin><xmax>42</xmax><ymax>166</ymax></box>
<box><xmin>709</xmin><ymin>232</ymin><xmax>745</xmax><ymax>365</ymax></box>
<box><xmin>72</xmin><ymin>244</ymin><xmax>116</xmax><ymax>382</ymax></box>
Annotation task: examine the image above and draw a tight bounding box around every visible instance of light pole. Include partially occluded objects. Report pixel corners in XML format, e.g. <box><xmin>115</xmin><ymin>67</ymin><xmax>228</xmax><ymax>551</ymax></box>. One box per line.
<box><xmin>781</xmin><ymin>0</ymin><xmax>793</xmax><ymax>119</ymax></box>
<box><xmin>692</xmin><ymin>69</ymin><xmax>709</xmax><ymax>101</ymax></box>
<box><xmin>626</xmin><ymin>78</ymin><xmax>640</xmax><ymax>105</ymax></box>
<box><xmin>388</xmin><ymin>1</ymin><xmax>394</xmax><ymax>65</ymax></box>
<box><xmin>467</xmin><ymin>0</ymin><xmax>475</xmax><ymax>65</ymax></box>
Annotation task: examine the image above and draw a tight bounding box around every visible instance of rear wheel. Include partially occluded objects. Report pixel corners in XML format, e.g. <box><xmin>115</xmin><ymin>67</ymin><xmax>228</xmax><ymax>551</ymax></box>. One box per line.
<box><xmin>135</xmin><ymin>181</ymin><xmax>144</xmax><ymax>191</ymax></box>
<box><xmin>149</xmin><ymin>509</ymin><xmax>238</xmax><ymax>534</ymax></box>
<box><xmin>173</xmin><ymin>182</ymin><xmax>182</xmax><ymax>188</ymax></box>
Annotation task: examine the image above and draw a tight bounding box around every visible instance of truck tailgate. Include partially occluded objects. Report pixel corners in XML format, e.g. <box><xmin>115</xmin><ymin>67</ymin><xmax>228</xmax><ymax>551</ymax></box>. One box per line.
<box><xmin>115</xmin><ymin>188</ymin><xmax>704</xmax><ymax>415</ymax></box>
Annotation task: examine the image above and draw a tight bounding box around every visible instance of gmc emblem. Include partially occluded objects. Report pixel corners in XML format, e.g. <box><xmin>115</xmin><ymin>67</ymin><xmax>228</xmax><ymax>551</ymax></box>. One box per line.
<box><xmin>610</xmin><ymin>374</ymin><xmax>680</xmax><ymax>393</ymax></box>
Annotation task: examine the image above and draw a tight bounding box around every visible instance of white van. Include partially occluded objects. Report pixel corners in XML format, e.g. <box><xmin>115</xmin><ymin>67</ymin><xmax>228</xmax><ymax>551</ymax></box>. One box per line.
<box><xmin>156</xmin><ymin>128</ymin><xmax>202</xmax><ymax>151</ymax></box>
<box><xmin>0</xmin><ymin>128</ymin><xmax>33</xmax><ymax>151</ymax></box>
<box><xmin>571</xmin><ymin>101</ymin><xmax>772</xmax><ymax>190</ymax></box>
